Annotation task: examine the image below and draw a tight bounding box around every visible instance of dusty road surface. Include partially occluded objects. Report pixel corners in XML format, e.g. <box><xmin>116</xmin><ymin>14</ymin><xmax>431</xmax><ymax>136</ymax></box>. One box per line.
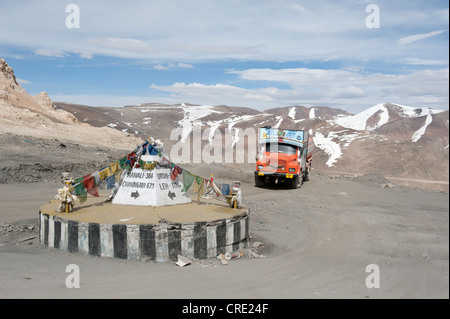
<box><xmin>0</xmin><ymin>175</ymin><xmax>448</xmax><ymax>299</ymax></box>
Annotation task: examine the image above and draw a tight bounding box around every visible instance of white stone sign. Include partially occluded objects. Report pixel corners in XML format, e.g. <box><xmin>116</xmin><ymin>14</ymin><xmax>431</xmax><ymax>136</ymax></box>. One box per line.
<box><xmin>112</xmin><ymin>164</ymin><xmax>191</xmax><ymax>207</ymax></box>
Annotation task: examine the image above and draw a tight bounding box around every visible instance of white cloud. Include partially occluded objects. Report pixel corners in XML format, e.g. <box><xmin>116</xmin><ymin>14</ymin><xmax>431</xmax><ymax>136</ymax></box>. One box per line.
<box><xmin>150</xmin><ymin>82</ymin><xmax>296</xmax><ymax>108</ymax></box>
<box><xmin>404</xmin><ymin>58</ymin><xmax>449</xmax><ymax>66</ymax></box>
<box><xmin>164</xmin><ymin>44</ymin><xmax>262</xmax><ymax>59</ymax></box>
<box><xmin>1</xmin><ymin>1</ymin><xmax>448</xmax><ymax>113</ymax></box>
<box><xmin>153</xmin><ymin>64</ymin><xmax>170</xmax><ymax>71</ymax></box>
<box><xmin>327</xmin><ymin>85</ymin><xmax>367</xmax><ymax>99</ymax></box>
<box><xmin>176</xmin><ymin>63</ymin><xmax>194</xmax><ymax>69</ymax></box>
<box><xmin>78</xmin><ymin>51</ymin><xmax>94</xmax><ymax>59</ymax></box>
<box><xmin>228</xmin><ymin>68</ymin><xmax>368</xmax><ymax>93</ymax></box>
<box><xmin>289</xmin><ymin>4</ymin><xmax>307</xmax><ymax>13</ymax></box>
<box><xmin>153</xmin><ymin>63</ymin><xmax>195</xmax><ymax>71</ymax></box>
<box><xmin>0</xmin><ymin>1</ymin><xmax>447</xmax><ymax>64</ymax></box>
<box><xmin>34</xmin><ymin>49</ymin><xmax>68</xmax><ymax>58</ymax></box>
<box><xmin>46</xmin><ymin>66</ymin><xmax>448</xmax><ymax>112</ymax></box>
<box><xmin>85</xmin><ymin>38</ymin><xmax>151</xmax><ymax>51</ymax></box>
<box><xmin>397</xmin><ymin>30</ymin><xmax>447</xmax><ymax>45</ymax></box>
<box><xmin>84</xmin><ymin>37</ymin><xmax>159</xmax><ymax>58</ymax></box>
<box><xmin>151</xmin><ymin>67</ymin><xmax>449</xmax><ymax>111</ymax></box>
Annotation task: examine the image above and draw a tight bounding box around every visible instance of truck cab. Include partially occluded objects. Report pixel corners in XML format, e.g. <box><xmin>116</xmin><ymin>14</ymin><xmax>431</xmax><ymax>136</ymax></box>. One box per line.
<box><xmin>254</xmin><ymin>127</ymin><xmax>313</xmax><ymax>189</ymax></box>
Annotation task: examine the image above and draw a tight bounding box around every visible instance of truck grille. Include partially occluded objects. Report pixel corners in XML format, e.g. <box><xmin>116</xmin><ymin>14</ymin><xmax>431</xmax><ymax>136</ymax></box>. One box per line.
<box><xmin>267</xmin><ymin>159</ymin><xmax>287</xmax><ymax>172</ymax></box>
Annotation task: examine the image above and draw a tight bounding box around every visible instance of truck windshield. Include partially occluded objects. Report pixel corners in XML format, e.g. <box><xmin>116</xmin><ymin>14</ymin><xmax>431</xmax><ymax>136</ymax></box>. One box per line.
<box><xmin>266</xmin><ymin>143</ymin><xmax>297</xmax><ymax>155</ymax></box>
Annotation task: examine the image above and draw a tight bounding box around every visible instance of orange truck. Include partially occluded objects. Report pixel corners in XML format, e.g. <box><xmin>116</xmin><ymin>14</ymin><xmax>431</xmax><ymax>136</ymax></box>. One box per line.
<box><xmin>254</xmin><ymin>127</ymin><xmax>313</xmax><ymax>189</ymax></box>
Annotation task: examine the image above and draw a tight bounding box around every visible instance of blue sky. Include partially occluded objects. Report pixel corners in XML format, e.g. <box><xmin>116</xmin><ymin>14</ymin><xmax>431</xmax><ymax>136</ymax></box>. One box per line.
<box><xmin>0</xmin><ymin>0</ymin><xmax>448</xmax><ymax>113</ymax></box>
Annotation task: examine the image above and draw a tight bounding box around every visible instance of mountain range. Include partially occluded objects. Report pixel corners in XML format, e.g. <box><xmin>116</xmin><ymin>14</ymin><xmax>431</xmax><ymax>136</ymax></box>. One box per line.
<box><xmin>1</xmin><ymin>58</ymin><xmax>448</xmax><ymax>190</ymax></box>
<box><xmin>54</xmin><ymin>100</ymin><xmax>449</xmax><ymax>186</ymax></box>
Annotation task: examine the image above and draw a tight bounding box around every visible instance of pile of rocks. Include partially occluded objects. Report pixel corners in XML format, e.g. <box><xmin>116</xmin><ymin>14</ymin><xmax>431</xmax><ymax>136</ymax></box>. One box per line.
<box><xmin>0</xmin><ymin>222</ymin><xmax>38</xmax><ymax>246</ymax></box>
<box><xmin>0</xmin><ymin>222</ymin><xmax>36</xmax><ymax>235</ymax></box>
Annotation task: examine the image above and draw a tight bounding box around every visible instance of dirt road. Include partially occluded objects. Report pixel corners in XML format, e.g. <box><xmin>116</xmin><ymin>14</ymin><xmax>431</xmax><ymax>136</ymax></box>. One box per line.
<box><xmin>0</xmin><ymin>175</ymin><xmax>448</xmax><ymax>299</ymax></box>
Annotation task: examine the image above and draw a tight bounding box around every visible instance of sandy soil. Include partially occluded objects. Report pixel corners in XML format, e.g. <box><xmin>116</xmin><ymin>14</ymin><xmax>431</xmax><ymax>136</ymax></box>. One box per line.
<box><xmin>0</xmin><ymin>174</ymin><xmax>448</xmax><ymax>299</ymax></box>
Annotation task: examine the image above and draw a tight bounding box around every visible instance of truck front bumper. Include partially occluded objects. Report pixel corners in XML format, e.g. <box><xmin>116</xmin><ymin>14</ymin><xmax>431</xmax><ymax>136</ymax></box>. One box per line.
<box><xmin>254</xmin><ymin>171</ymin><xmax>298</xmax><ymax>179</ymax></box>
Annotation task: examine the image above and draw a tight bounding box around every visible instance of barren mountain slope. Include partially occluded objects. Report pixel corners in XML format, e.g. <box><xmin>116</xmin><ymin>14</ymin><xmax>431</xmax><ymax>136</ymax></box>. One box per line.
<box><xmin>0</xmin><ymin>58</ymin><xmax>140</xmax><ymax>149</ymax></box>
<box><xmin>0</xmin><ymin>59</ymin><xmax>142</xmax><ymax>183</ymax></box>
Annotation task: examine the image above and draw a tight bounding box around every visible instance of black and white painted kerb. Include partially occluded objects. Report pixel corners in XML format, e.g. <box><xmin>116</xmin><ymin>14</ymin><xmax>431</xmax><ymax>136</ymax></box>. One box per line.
<box><xmin>39</xmin><ymin>211</ymin><xmax>250</xmax><ymax>262</ymax></box>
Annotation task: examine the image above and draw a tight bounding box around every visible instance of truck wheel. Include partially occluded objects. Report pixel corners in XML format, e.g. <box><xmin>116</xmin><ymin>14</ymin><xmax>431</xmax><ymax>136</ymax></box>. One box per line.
<box><xmin>296</xmin><ymin>174</ymin><xmax>303</xmax><ymax>188</ymax></box>
<box><xmin>291</xmin><ymin>175</ymin><xmax>303</xmax><ymax>189</ymax></box>
<box><xmin>304</xmin><ymin>169</ymin><xmax>310</xmax><ymax>182</ymax></box>
<box><xmin>255</xmin><ymin>175</ymin><xmax>265</xmax><ymax>187</ymax></box>
<box><xmin>304</xmin><ymin>163</ymin><xmax>311</xmax><ymax>181</ymax></box>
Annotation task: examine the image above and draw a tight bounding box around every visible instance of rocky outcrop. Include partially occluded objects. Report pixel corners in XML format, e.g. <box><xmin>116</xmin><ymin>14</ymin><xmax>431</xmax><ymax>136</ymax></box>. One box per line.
<box><xmin>0</xmin><ymin>58</ymin><xmax>80</xmax><ymax>124</ymax></box>
<box><xmin>0</xmin><ymin>58</ymin><xmax>20</xmax><ymax>90</ymax></box>
<box><xmin>36</xmin><ymin>91</ymin><xmax>55</xmax><ymax>110</ymax></box>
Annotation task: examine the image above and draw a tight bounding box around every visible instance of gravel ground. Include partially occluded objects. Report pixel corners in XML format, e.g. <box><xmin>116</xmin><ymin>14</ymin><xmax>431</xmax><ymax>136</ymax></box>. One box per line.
<box><xmin>0</xmin><ymin>173</ymin><xmax>448</xmax><ymax>299</ymax></box>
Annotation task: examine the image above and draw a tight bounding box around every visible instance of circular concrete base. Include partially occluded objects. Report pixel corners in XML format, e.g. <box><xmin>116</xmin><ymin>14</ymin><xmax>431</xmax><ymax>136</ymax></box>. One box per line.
<box><xmin>39</xmin><ymin>197</ymin><xmax>249</xmax><ymax>262</ymax></box>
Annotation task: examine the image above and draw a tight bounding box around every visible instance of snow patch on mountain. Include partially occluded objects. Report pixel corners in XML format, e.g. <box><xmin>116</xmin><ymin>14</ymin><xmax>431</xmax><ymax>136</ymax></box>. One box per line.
<box><xmin>288</xmin><ymin>107</ymin><xmax>296</xmax><ymax>120</ymax></box>
<box><xmin>335</xmin><ymin>103</ymin><xmax>444</xmax><ymax>133</ymax></box>
<box><xmin>334</xmin><ymin>103</ymin><xmax>388</xmax><ymax>131</ymax></box>
<box><xmin>225</xmin><ymin>114</ymin><xmax>262</xmax><ymax>147</ymax></box>
<box><xmin>411</xmin><ymin>114</ymin><xmax>433</xmax><ymax>142</ymax></box>
<box><xmin>313</xmin><ymin>132</ymin><xmax>342</xmax><ymax>167</ymax></box>
<box><xmin>177</xmin><ymin>104</ymin><xmax>222</xmax><ymax>142</ymax></box>
<box><xmin>328</xmin><ymin>130</ymin><xmax>365</xmax><ymax>148</ymax></box>
<box><xmin>389</xmin><ymin>104</ymin><xmax>443</xmax><ymax>142</ymax></box>
<box><xmin>274</xmin><ymin>116</ymin><xmax>283</xmax><ymax>128</ymax></box>
<box><xmin>393</xmin><ymin>103</ymin><xmax>444</xmax><ymax>118</ymax></box>
<box><xmin>206</xmin><ymin>120</ymin><xmax>222</xmax><ymax>144</ymax></box>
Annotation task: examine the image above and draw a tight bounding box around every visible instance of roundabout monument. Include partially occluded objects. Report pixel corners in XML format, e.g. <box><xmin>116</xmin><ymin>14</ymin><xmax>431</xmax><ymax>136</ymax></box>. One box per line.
<box><xmin>39</xmin><ymin>139</ymin><xmax>250</xmax><ymax>262</ymax></box>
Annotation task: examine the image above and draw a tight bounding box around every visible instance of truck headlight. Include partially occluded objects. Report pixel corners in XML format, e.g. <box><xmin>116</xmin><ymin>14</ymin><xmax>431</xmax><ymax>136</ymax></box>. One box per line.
<box><xmin>258</xmin><ymin>165</ymin><xmax>263</xmax><ymax>170</ymax></box>
<box><xmin>289</xmin><ymin>168</ymin><xmax>295</xmax><ymax>172</ymax></box>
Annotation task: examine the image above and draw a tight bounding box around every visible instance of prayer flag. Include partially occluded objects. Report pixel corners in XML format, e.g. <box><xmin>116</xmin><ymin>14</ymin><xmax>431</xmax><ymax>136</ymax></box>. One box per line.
<box><xmin>119</xmin><ymin>156</ymin><xmax>127</xmax><ymax>169</ymax></box>
<box><xmin>110</xmin><ymin>162</ymin><xmax>119</xmax><ymax>174</ymax></box>
<box><xmin>83</xmin><ymin>174</ymin><xmax>99</xmax><ymax>197</ymax></box>
<box><xmin>182</xmin><ymin>171</ymin><xmax>195</xmax><ymax>192</ymax></box>
<box><xmin>106</xmin><ymin>174</ymin><xmax>116</xmax><ymax>189</ymax></box>
<box><xmin>74</xmin><ymin>177</ymin><xmax>86</xmax><ymax>196</ymax></box>
<box><xmin>171</xmin><ymin>166</ymin><xmax>182</xmax><ymax>180</ymax></box>
<box><xmin>193</xmin><ymin>176</ymin><xmax>205</xmax><ymax>201</ymax></box>
<box><xmin>99</xmin><ymin>166</ymin><xmax>111</xmax><ymax>180</ymax></box>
